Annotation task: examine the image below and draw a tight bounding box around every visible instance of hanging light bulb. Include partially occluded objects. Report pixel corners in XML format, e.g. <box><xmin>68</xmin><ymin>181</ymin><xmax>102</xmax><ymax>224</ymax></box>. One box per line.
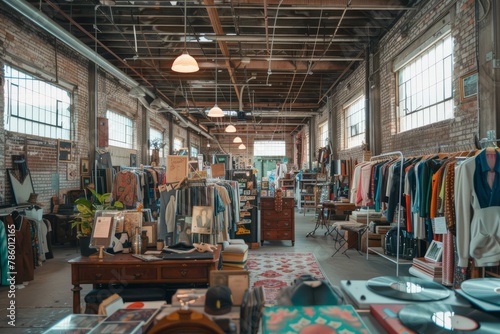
<box><xmin>208</xmin><ymin>105</ymin><xmax>224</xmax><ymax>117</ymax></box>
<box><xmin>225</xmin><ymin>124</ymin><xmax>236</xmax><ymax>133</ymax></box>
<box><xmin>233</xmin><ymin>136</ymin><xmax>242</xmax><ymax>143</ymax></box>
<box><xmin>172</xmin><ymin>0</ymin><xmax>199</xmax><ymax>73</ymax></box>
<box><xmin>238</xmin><ymin>143</ymin><xmax>246</xmax><ymax>150</ymax></box>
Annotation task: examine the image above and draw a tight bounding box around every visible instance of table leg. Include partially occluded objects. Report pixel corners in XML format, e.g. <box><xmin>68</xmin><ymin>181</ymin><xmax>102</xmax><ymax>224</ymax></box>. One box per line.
<box><xmin>72</xmin><ymin>284</ymin><xmax>82</xmax><ymax>313</ymax></box>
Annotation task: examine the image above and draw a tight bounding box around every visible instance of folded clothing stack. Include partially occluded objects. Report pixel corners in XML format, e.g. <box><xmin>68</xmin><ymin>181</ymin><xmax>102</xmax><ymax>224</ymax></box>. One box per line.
<box><xmin>222</xmin><ymin>240</ymin><xmax>248</xmax><ymax>270</ymax></box>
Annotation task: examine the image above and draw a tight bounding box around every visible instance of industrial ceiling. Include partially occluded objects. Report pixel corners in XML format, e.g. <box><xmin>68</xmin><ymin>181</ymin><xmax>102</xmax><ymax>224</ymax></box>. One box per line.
<box><xmin>6</xmin><ymin>0</ymin><xmax>419</xmax><ymax>138</ymax></box>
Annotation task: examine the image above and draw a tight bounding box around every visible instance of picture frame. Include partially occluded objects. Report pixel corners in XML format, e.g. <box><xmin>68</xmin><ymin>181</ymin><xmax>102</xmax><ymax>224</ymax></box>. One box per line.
<box><xmin>90</xmin><ymin>211</ymin><xmax>118</xmax><ymax>249</ymax></box>
<box><xmin>424</xmin><ymin>240</ymin><xmax>443</xmax><ymax>262</ymax></box>
<box><xmin>58</xmin><ymin>139</ymin><xmax>72</xmax><ymax>162</ymax></box>
<box><xmin>174</xmin><ymin>215</ymin><xmax>192</xmax><ymax>244</ymax></box>
<box><xmin>209</xmin><ymin>270</ymin><xmax>250</xmax><ymax>305</ymax></box>
<box><xmin>130</xmin><ymin>153</ymin><xmax>137</xmax><ymax>167</ymax></box>
<box><xmin>80</xmin><ymin>158</ymin><xmax>90</xmax><ymax>175</ymax></box>
<box><xmin>460</xmin><ymin>70</ymin><xmax>478</xmax><ymax>101</ymax></box>
<box><xmin>81</xmin><ymin>175</ymin><xmax>92</xmax><ymax>188</ymax></box>
<box><xmin>142</xmin><ymin>222</ymin><xmax>157</xmax><ymax>247</ymax></box>
<box><xmin>67</xmin><ymin>163</ymin><xmax>78</xmax><ymax>181</ymax></box>
<box><xmin>191</xmin><ymin>206</ymin><xmax>213</xmax><ymax>234</ymax></box>
<box><xmin>123</xmin><ymin>211</ymin><xmax>143</xmax><ymax>239</ymax></box>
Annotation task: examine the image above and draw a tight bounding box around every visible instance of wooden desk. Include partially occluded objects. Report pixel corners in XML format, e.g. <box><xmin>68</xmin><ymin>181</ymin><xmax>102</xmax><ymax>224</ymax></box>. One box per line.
<box><xmin>69</xmin><ymin>246</ymin><xmax>221</xmax><ymax>313</ymax></box>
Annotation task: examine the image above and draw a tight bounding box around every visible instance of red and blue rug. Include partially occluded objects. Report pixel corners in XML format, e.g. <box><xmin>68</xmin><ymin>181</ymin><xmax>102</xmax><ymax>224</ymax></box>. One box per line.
<box><xmin>247</xmin><ymin>252</ymin><xmax>326</xmax><ymax>305</ymax></box>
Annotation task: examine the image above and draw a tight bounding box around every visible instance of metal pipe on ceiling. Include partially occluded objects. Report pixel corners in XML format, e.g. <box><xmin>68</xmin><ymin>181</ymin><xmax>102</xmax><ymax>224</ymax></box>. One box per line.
<box><xmin>3</xmin><ymin>0</ymin><xmax>213</xmax><ymax>140</ymax></box>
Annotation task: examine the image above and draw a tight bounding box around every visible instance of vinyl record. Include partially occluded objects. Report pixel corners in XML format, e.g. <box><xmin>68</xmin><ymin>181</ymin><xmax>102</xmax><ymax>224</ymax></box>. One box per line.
<box><xmin>461</xmin><ymin>278</ymin><xmax>500</xmax><ymax>306</ymax></box>
<box><xmin>399</xmin><ymin>302</ymin><xmax>499</xmax><ymax>333</ymax></box>
<box><xmin>366</xmin><ymin>276</ymin><xmax>450</xmax><ymax>301</ymax></box>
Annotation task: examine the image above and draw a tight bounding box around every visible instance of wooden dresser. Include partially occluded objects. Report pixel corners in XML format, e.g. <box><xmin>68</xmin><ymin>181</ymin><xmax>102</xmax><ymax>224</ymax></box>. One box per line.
<box><xmin>260</xmin><ymin>197</ymin><xmax>295</xmax><ymax>246</ymax></box>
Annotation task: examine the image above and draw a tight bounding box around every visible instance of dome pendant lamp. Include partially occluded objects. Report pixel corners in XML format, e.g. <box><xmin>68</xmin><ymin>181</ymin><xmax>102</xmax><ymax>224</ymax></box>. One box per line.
<box><xmin>225</xmin><ymin>124</ymin><xmax>236</xmax><ymax>132</ymax></box>
<box><xmin>238</xmin><ymin>143</ymin><xmax>246</xmax><ymax>150</ymax></box>
<box><xmin>171</xmin><ymin>0</ymin><xmax>199</xmax><ymax>73</ymax></box>
<box><xmin>233</xmin><ymin>136</ymin><xmax>242</xmax><ymax>143</ymax></box>
<box><xmin>208</xmin><ymin>43</ymin><xmax>224</xmax><ymax>117</ymax></box>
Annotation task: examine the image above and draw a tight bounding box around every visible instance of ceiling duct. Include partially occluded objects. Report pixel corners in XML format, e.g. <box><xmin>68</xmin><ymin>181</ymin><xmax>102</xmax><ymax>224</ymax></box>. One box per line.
<box><xmin>150</xmin><ymin>98</ymin><xmax>163</xmax><ymax>111</ymax></box>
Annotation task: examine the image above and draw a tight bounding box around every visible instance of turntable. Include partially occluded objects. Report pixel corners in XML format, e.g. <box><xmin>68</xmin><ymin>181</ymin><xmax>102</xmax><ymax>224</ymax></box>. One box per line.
<box><xmin>340</xmin><ymin>276</ymin><xmax>470</xmax><ymax>309</ymax></box>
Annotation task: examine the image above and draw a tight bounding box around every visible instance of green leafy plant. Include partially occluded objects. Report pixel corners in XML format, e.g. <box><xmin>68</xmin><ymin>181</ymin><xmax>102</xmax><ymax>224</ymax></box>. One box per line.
<box><xmin>71</xmin><ymin>187</ymin><xmax>124</xmax><ymax>237</ymax></box>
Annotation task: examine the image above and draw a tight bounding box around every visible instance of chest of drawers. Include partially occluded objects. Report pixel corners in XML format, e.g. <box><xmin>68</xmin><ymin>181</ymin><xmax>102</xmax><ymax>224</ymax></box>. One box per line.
<box><xmin>260</xmin><ymin>197</ymin><xmax>295</xmax><ymax>246</ymax></box>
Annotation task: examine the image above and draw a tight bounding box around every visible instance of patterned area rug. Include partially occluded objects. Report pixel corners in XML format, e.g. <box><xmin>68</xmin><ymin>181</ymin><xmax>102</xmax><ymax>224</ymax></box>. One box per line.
<box><xmin>247</xmin><ymin>252</ymin><xmax>326</xmax><ymax>305</ymax></box>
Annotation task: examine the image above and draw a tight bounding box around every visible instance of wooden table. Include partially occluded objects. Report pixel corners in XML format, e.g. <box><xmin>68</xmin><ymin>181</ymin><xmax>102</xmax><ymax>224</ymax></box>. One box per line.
<box><xmin>69</xmin><ymin>246</ymin><xmax>221</xmax><ymax>313</ymax></box>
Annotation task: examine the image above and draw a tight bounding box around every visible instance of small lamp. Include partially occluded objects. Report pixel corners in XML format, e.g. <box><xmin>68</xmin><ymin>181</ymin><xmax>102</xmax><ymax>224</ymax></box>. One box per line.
<box><xmin>233</xmin><ymin>136</ymin><xmax>242</xmax><ymax>143</ymax></box>
<box><xmin>225</xmin><ymin>124</ymin><xmax>236</xmax><ymax>133</ymax></box>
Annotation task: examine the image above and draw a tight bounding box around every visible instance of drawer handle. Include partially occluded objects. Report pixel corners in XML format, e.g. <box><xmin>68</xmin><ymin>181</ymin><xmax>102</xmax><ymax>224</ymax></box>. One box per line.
<box><xmin>95</xmin><ymin>273</ymin><xmax>102</xmax><ymax>279</ymax></box>
<box><xmin>180</xmin><ymin>269</ymin><xmax>188</xmax><ymax>277</ymax></box>
<box><xmin>134</xmin><ymin>273</ymin><xmax>142</xmax><ymax>279</ymax></box>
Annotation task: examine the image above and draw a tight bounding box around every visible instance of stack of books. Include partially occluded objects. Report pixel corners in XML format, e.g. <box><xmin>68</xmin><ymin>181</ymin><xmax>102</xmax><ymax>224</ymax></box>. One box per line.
<box><xmin>222</xmin><ymin>243</ymin><xmax>248</xmax><ymax>270</ymax></box>
<box><xmin>409</xmin><ymin>257</ymin><xmax>443</xmax><ymax>282</ymax></box>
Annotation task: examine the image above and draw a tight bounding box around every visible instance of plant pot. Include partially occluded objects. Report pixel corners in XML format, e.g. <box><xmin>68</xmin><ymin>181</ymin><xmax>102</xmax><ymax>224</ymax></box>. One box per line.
<box><xmin>79</xmin><ymin>236</ymin><xmax>97</xmax><ymax>257</ymax></box>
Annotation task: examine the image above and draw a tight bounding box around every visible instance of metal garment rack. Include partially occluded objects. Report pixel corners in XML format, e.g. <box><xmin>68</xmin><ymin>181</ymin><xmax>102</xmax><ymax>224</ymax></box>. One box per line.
<box><xmin>365</xmin><ymin>151</ymin><xmax>412</xmax><ymax>276</ymax></box>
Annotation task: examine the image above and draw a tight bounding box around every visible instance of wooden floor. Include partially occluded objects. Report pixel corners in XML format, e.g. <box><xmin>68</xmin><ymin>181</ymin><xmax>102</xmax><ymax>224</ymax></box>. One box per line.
<box><xmin>0</xmin><ymin>210</ymin><xmax>408</xmax><ymax>333</ymax></box>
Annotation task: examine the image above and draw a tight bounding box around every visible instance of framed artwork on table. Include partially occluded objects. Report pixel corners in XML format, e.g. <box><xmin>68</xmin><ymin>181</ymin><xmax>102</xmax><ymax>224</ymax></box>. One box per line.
<box><xmin>425</xmin><ymin>240</ymin><xmax>443</xmax><ymax>262</ymax></box>
<box><xmin>142</xmin><ymin>222</ymin><xmax>157</xmax><ymax>247</ymax></box>
<box><xmin>460</xmin><ymin>70</ymin><xmax>478</xmax><ymax>102</ymax></box>
<box><xmin>191</xmin><ymin>206</ymin><xmax>213</xmax><ymax>235</ymax></box>
<box><xmin>123</xmin><ymin>211</ymin><xmax>143</xmax><ymax>239</ymax></box>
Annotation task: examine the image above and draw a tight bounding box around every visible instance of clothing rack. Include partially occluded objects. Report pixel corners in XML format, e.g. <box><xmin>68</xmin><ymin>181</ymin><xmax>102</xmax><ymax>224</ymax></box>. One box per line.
<box><xmin>365</xmin><ymin>151</ymin><xmax>411</xmax><ymax>276</ymax></box>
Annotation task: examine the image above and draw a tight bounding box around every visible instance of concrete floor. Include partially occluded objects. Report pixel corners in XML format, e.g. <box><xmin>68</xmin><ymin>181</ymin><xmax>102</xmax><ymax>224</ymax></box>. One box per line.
<box><xmin>0</xmin><ymin>210</ymin><xmax>408</xmax><ymax>333</ymax></box>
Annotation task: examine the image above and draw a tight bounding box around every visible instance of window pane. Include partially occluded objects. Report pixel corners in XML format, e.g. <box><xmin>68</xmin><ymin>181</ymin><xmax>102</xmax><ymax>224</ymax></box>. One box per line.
<box><xmin>254</xmin><ymin>141</ymin><xmax>286</xmax><ymax>156</ymax></box>
<box><xmin>107</xmin><ymin>110</ymin><xmax>134</xmax><ymax>149</ymax></box>
<box><xmin>397</xmin><ymin>34</ymin><xmax>453</xmax><ymax>132</ymax></box>
<box><xmin>3</xmin><ymin>64</ymin><xmax>71</xmax><ymax>139</ymax></box>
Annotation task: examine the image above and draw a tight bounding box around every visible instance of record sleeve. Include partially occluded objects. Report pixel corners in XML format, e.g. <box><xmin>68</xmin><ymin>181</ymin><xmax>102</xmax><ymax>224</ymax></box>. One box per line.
<box><xmin>398</xmin><ymin>302</ymin><xmax>499</xmax><ymax>333</ymax></box>
<box><xmin>460</xmin><ymin>278</ymin><xmax>500</xmax><ymax>306</ymax></box>
<box><xmin>366</xmin><ymin>276</ymin><xmax>450</xmax><ymax>301</ymax></box>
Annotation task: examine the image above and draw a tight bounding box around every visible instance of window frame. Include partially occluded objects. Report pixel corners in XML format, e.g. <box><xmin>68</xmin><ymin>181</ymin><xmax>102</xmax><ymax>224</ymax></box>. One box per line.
<box><xmin>3</xmin><ymin>63</ymin><xmax>72</xmax><ymax>140</ymax></box>
<box><xmin>106</xmin><ymin>110</ymin><xmax>134</xmax><ymax>149</ymax></box>
<box><xmin>343</xmin><ymin>93</ymin><xmax>365</xmax><ymax>149</ymax></box>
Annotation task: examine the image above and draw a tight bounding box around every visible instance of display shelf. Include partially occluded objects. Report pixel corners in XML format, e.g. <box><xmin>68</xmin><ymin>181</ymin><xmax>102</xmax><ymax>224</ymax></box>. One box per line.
<box><xmin>278</xmin><ymin>178</ymin><xmax>295</xmax><ymax>197</ymax></box>
<box><xmin>298</xmin><ymin>173</ymin><xmax>317</xmax><ymax>215</ymax></box>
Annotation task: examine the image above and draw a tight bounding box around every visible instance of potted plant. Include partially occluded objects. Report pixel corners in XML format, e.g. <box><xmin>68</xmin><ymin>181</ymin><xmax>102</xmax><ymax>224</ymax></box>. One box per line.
<box><xmin>71</xmin><ymin>187</ymin><xmax>124</xmax><ymax>255</ymax></box>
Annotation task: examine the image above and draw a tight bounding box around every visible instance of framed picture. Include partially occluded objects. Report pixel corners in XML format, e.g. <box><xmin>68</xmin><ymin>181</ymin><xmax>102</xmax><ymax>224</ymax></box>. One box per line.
<box><xmin>209</xmin><ymin>270</ymin><xmax>250</xmax><ymax>305</ymax></box>
<box><xmin>130</xmin><ymin>153</ymin><xmax>137</xmax><ymax>167</ymax></box>
<box><xmin>90</xmin><ymin>212</ymin><xmax>118</xmax><ymax>249</ymax></box>
<box><xmin>424</xmin><ymin>240</ymin><xmax>443</xmax><ymax>262</ymax></box>
<box><xmin>174</xmin><ymin>215</ymin><xmax>192</xmax><ymax>244</ymax></box>
<box><xmin>81</xmin><ymin>175</ymin><xmax>92</xmax><ymax>188</ymax></box>
<box><xmin>191</xmin><ymin>206</ymin><xmax>213</xmax><ymax>234</ymax></box>
<box><xmin>460</xmin><ymin>70</ymin><xmax>478</xmax><ymax>101</ymax></box>
<box><xmin>80</xmin><ymin>158</ymin><xmax>90</xmax><ymax>175</ymax></box>
<box><xmin>67</xmin><ymin>163</ymin><xmax>78</xmax><ymax>181</ymax></box>
<box><xmin>142</xmin><ymin>222</ymin><xmax>157</xmax><ymax>247</ymax></box>
<box><xmin>58</xmin><ymin>139</ymin><xmax>72</xmax><ymax>162</ymax></box>
<box><xmin>123</xmin><ymin>211</ymin><xmax>143</xmax><ymax>239</ymax></box>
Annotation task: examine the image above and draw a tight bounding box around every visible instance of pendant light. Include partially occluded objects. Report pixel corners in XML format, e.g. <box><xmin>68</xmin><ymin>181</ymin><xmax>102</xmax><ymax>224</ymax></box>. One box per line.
<box><xmin>238</xmin><ymin>143</ymin><xmax>246</xmax><ymax>150</ymax></box>
<box><xmin>208</xmin><ymin>42</ymin><xmax>224</xmax><ymax>117</ymax></box>
<box><xmin>225</xmin><ymin>79</ymin><xmax>236</xmax><ymax>132</ymax></box>
<box><xmin>233</xmin><ymin>136</ymin><xmax>242</xmax><ymax>143</ymax></box>
<box><xmin>171</xmin><ymin>0</ymin><xmax>199</xmax><ymax>73</ymax></box>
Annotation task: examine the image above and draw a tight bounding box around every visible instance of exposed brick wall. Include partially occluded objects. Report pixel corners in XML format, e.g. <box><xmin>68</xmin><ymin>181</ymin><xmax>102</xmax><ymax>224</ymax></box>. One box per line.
<box><xmin>323</xmin><ymin>0</ymin><xmax>477</xmax><ymax>161</ymax></box>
